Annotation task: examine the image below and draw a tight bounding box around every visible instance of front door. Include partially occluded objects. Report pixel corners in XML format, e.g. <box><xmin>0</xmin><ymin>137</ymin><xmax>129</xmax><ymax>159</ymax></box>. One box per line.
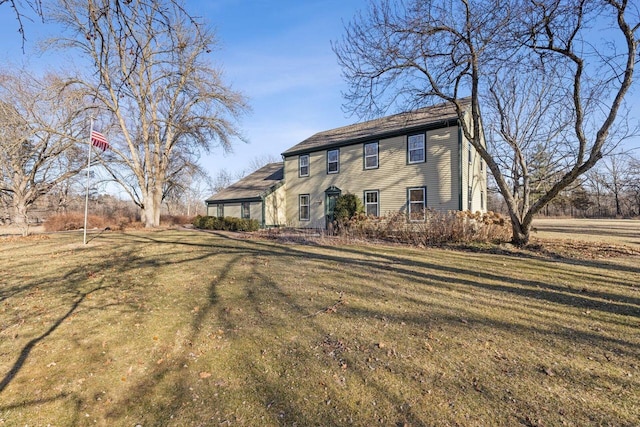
<box><xmin>325</xmin><ymin>186</ymin><xmax>341</xmax><ymax>230</ymax></box>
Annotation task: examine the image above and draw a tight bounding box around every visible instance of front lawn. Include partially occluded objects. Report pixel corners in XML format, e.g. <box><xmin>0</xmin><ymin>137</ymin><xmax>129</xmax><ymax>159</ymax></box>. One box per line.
<box><xmin>1</xmin><ymin>229</ymin><xmax>638</xmax><ymax>425</ymax></box>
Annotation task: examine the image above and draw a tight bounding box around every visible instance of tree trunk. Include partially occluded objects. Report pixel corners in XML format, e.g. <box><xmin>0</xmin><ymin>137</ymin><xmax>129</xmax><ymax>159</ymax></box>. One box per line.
<box><xmin>12</xmin><ymin>195</ymin><xmax>30</xmax><ymax>237</ymax></box>
<box><xmin>142</xmin><ymin>187</ymin><xmax>163</xmax><ymax>227</ymax></box>
<box><xmin>509</xmin><ymin>218</ymin><xmax>530</xmax><ymax>246</ymax></box>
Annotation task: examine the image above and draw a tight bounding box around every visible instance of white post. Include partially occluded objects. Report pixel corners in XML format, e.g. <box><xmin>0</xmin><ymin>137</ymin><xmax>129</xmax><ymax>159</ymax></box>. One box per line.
<box><xmin>83</xmin><ymin>119</ymin><xmax>94</xmax><ymax>245</ymax></box>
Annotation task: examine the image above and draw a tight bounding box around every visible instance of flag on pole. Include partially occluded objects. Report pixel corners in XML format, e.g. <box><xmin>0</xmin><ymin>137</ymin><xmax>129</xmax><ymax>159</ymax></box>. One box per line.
<box><xmin>90</xmin><ymin>130</ymin><xmax>110</xmax><ymax>151</ymax></box>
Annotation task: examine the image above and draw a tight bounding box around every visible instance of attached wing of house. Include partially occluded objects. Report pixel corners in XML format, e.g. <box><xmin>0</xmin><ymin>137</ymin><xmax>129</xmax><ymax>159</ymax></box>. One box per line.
<box><xmin>205</xmin><ymin>98</ymin><xmax>487</xmax><ymax>229</ymax></box>
<box><xmin>205</xmin><ymin>162</ymin><xmax>286</xmax><ymax>228</ymax></box>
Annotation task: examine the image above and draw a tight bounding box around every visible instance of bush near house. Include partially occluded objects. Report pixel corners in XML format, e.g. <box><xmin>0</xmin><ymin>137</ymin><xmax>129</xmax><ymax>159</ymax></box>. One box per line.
<box><xmin>335</xmin><ymin>209</ymin><xmax>511</xmax><ymax>245</ymax></box>
<box><xmin>192</xmin><ymin>215</ymin><xmax>260</xmax><ymax>232</ymax></box>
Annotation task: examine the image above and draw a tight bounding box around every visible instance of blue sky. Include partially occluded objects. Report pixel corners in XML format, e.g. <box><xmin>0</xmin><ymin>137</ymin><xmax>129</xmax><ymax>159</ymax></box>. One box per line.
<box><xmin>1</xmin><ymin>0</ymin><xmax>638</xmax><ymax>184</ymax></box>
<box><xmin>0</xmin><ymin>0</ymin><xmax>366</xmax><ymax>179</ymax></box>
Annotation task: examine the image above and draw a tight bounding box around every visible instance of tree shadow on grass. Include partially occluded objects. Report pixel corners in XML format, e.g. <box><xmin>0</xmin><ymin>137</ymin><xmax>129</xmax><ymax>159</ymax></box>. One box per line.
<box><xmin>4</xmin><ymin>229</ymin><xmax>632</xmax><ymax>424</ymax></box>
<box><xmin>130</xmin><ymin>229</ymin><xmax>640</xmax><ymax>321</ymax></box>
<box><xmin>0</xmin><ymin>285</ymin><xmax>105</xmax><ymax>393</ymax></box>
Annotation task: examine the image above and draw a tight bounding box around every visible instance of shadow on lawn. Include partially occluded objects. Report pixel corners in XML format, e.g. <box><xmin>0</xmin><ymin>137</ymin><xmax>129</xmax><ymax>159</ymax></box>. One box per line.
<box><xmin>203</xmin><ymin>231</ymin><xmax>640</xmax><ymax>319</ymax></box>
<box><xmin>4</xmin><ymin>229</ymin><xmax>636</xmax><ymax>424</ymax></box>
<box><xmin>0</xmin><ymin>235</ymin><xmax>222</xmax><ymax>401</ymax></box>
<box><xmin>123</xmin><ymin>229</ymin><xmax>640</xmax><ymax>320</ymax></box>
<box><xmin>101</xmin><ymin>230</ymin><xmax>638</xmax><ymax>424</ymax></box>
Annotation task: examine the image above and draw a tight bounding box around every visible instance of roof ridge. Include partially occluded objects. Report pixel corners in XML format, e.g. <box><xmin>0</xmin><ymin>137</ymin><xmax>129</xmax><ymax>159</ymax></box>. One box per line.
<box><xmin>282</xmin><ymin>98</ymin><xmax>468</xmax><ymax>156</ymax></box>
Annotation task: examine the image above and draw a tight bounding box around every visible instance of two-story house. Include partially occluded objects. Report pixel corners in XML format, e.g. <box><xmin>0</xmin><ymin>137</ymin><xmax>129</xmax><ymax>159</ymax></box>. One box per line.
<box><xmin>205</xmin><ymin>99</ymin><xmax>487</xmax><ymax>229</ymax></box>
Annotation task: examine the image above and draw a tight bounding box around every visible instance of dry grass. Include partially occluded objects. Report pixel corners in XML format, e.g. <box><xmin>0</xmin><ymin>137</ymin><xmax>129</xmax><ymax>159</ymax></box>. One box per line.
<box><xmin>0</xmin><ymin>228</ymin><xmax>639</xmax><ymax>426</ymax></box>
<box><xmin>532</xmin><ymin>218</ymin><xmax>640</xmax><ymax>248</ymax></box>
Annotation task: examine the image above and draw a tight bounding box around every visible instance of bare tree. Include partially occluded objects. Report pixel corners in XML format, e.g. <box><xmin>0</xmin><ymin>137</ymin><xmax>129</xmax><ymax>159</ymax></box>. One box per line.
<box><xmin>211</xmin><ymin>168</ymin><xmax>243</xmax><ymax>194</ymax></box>
<box><xmin>49</xmin><ymin>0</ymin><xmax>248</xmax><ymax>227</ymax></box>
<box><xmin>0</xmin><ymin>69</ymin><xmax>87</xmax><ymax>235</ymax></box>
<box><xmin>334</xmin><ymin>0</ymin><xmax>639</xmax><ymax>245</ymax></box>
<box><xmin>601</xmin><ymin>153</ymin><xmax>631</xmax><ymax>216</ymax></box>
<box><xmin>0</xmin><ymin>0</ymin><xmax>43</xmax><ymax>47</ymax></box>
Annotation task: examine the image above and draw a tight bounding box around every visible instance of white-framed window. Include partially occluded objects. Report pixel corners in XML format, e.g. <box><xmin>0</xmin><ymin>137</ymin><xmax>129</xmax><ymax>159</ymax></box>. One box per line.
<box><xmin>299</xmin><ymin>154</ymin><xmax>309</xmax><ymax>177</ymax></box>
<box><xmin>299</xmin><ymin>194</ymin><xmax>310</xmax><ymax>221</ymax></box>
<box><xmin>408</xmin><ymin>187</ymin><xmax>426</xmax><ymax>221</ymax></box>
<box><xmin>364</xmin><ymin>190</ymin><xmax>379</xmax><ymax>217</ymax></box>
<box><xmin>408</xmin><ymin>134</ymin><xmax>425</xmax><ymax>163</ymax></box>
<box><xmin>468</xmin><ymin>185</ymin><xmax>473</xmax><ymax>210</ymax></box>
<box><xmin>327</xmin><ymin>149</ymin><xmax>339</xmax><ymax>174</ymax></box>
<box><xmin>217</xmin><ymin>204</ymin><xmax>224</xmax><ymax>218</ymax></box>
<box><xmin>364</xmin><ymin>142</ymin><xmax>379</xmax><ymax>169</ymax></box>
<box><xmin>241</xmin><ymin>202</ymin><xmax>250</xmax><ymax>219</ymax></box>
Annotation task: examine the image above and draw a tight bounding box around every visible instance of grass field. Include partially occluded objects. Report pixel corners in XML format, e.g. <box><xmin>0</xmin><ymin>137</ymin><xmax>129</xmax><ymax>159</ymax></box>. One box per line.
<box><xmin>1</xmin><ymin>224</ymin><xmax>639</xmax><ymax>426</ymax></box>
<box><xmin>532</xmin><ymin>218</ymin><xmax>640</xmax><ymax>248</ymax></box>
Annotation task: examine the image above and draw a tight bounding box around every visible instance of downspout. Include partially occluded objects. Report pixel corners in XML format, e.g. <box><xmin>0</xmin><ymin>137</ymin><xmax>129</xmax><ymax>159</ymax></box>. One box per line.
<box><xmin>458</xmin><ymin>124</ymin><xmax>463</xmax><ymax>211</ymax></box>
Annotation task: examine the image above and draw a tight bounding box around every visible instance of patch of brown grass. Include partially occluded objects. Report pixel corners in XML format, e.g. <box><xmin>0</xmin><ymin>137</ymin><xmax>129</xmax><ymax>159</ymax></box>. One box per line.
<box><xmin>0</xmin><ymin>230</ymin><xmax>638</xmax><ymax>426</ymax></box>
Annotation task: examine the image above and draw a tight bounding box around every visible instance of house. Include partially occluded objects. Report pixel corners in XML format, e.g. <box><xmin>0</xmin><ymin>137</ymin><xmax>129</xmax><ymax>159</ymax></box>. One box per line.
<box><xmin>206</xmin><ymin>99</ymin><xmax>487</xmax><ymax>229</ymax></box>
<box><xmin>205</xmin><ymin>162</ymin><xmax>286</xmax><ymax>228</ymax></box>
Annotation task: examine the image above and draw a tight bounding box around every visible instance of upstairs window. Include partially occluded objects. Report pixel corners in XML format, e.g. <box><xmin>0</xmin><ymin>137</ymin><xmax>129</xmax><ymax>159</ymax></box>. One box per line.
<box><xmin>299</xmin><ymin>154</ymin><xmax>309</xmax><ymax>177</ymax></box>
<box><xmin>408</xmin><ymin>134</ymin><xmax>425</xmax><ymax>163</ymax></box>
<box><xmin>241</xmin><ymin>202</ymin><xmax>250</xmax><ymax>219</ymax></box>
<box><xmin>408</xmin><ymin>187</ymin><xmax>426</xmax><ymax>221</ymax></box>
<box><xmin>364</xmin><ymin>142</ymin><xmax>379</xmax><ymax>169</ymax></box>
<box><xmin>327</xmin><ymin>149</ymin><xmax>339</xmax><ymax>174</ymax></box>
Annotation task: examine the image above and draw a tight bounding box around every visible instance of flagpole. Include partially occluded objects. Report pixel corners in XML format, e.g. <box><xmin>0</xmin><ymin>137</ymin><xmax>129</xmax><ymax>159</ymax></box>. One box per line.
<box><xmin>83</xmin><ymin>118</ymin><xmax>94</xmax><ymax>245</ymax></box>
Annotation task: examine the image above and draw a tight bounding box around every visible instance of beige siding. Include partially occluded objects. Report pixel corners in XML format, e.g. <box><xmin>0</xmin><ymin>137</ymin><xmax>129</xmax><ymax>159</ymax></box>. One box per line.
<box><xmin>248</xmin><ymin>201</ymin><xmax>262</xmax><ymax>223</ymax></box>
<box><xmin>223</xmin><ymin>203</ymin><xmax>241</xmax><ymax>218</ymax></box>
<box><xmin>265</xmin><ymin>185</ymin><xmax>287</xmax><ymax>226</ymax></box>
<box><xmin>285</xmin><ymin>125</ymin><xmax>463</xmax><ymax>228</ymax></box>
<box><xmin>206</xmin><ymin>204</ymin><xmax>217</xmax><ymax>217</ymax></box>
<box><xmin>460</xmin><ymin>129</ymin><xmax>487</xmax><ymax>213</ymax></box>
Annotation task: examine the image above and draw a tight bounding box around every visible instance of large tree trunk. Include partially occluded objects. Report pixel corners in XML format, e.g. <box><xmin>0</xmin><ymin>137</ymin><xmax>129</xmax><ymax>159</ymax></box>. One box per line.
<box><xmin>141</xmin><ymin>187</ymin><xmax>163</xmax><ymax>227</ymax></box>
<box><xmin>12</xmin><ymin>194</ymin><xmax>31</xmax><ymax>237</ymax></box>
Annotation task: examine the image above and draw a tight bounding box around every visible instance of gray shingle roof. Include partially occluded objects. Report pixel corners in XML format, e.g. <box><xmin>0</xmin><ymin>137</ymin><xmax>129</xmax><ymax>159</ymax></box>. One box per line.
<box><xmin>206</xmin><ymin>162</ymin><xmax>284</xmax><ymax>203</ymax></box>
<box><xmin>282</xmin><ymin>99</ymin><xmax>469</xmax><ymax>156</ymax></box>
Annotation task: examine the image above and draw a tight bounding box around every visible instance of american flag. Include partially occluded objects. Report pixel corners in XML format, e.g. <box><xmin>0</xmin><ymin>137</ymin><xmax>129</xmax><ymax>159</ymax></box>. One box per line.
<box><xmin>90</xmin><ymin>130</ymin><xmax>110</xmax><ymax>151</ymax></box>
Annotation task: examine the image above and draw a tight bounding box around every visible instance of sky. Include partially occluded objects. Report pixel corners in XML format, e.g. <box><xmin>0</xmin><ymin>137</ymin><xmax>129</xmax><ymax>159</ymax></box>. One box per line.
<box><xmin>1</xmin><ymin>0</ymin><xmax>639</xmax><ymax>186</ymax></box>
<box><xmin>0</xmin><ymin>0</ymin><xmax>367</xmax><ymax>181</ymax></box>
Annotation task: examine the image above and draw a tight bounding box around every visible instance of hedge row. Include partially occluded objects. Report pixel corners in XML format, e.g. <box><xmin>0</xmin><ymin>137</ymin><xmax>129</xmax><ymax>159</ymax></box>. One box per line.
<box><xmin>192</xmin><ymin>215</ymin><xmax>260</xmax><ymax>232</ymax></box>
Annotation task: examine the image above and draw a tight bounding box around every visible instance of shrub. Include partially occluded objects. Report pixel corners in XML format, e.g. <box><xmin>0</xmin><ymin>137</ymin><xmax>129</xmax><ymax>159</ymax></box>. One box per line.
<box><xmin>45</xmin><ymin>213</ymin><xmax>110</xmax><ymax>232</ymax></box>
<box><xmin>333</xmin><ymin>193</ymin><xmax>364</xmax><ymax>222</ymax></box>
<box><xmin>161</xmin><ymin>215</ymin><xmax>195</xmax><ymax>226</ymax></box>
<box><xmin>192</xmin><ymin>215</ymin><xmax>260</xmax><ymax>232</ymax></box>
<box><xmin>332</xmin><ymin>209</ymin><xmax>511</xmax><ymax>245</ymax></box>
<box><xmin>44</xmin><ymin>212</ymin><xmax>146</xmax><ymax>232</ymax></box>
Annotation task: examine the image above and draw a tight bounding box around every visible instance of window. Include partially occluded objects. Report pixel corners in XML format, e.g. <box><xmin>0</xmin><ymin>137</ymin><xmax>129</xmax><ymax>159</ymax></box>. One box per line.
<box><xmin>364</xmin><ymin>142</ymin><xmax>378</xmax><ymax>169</ymax></box>
<box><xmin>241</xmin><ymin>202</ymin><xmax>250</xmax><ymax>219</ymax></box>
<box><xmin>468</xmin><ymin>186</ymin><xmax>473</xmax><ymax>210</ymax></box>
<box><xmin>217</xmin><ymin>204</ymin><xmax>224</xmax><ymax>218</ymax></box>
<box><xmin>481</xmin><ymin>191</ymin><xmax>485</xmax><ymax>210</ymax></box>
<box><xmin>468</xmin><ymin>143</ymin><xmax>472</xmax><ymax>164</ymax></box>
<box><xmin>364</xmin><ymin>190</ymin><xmax>379</xmax><ymax>217</ymax></box>
<box><xmin>408</xmin><ymin>187</ymin><xmax>426</xmax><ymax>221</ymax></box>
<box><xmin>299</xmin><ymin>154</ymin><xmax>309</xmax><ymax>177</ymax></box>
<box><xmin>327</xmin><ymin>149</ymin><xmax>339</xmax><ymax>174</ymax></box>
<box><xmin>299</xmin><ymin>194</ymin><xmax>310</xmax><ymax>221</ymax></box>
<box><xmin>408</xmin><ymin>134</ymin><xmax>425</xmax><ymax>163</ymax></box>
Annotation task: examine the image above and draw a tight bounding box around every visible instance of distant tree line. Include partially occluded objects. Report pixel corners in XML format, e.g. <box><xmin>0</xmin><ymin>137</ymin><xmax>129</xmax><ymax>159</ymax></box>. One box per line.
<box><xmin>489</xmin><ymin>152</ymin><xmax>640</xmax><ymax>218</ymax></box>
